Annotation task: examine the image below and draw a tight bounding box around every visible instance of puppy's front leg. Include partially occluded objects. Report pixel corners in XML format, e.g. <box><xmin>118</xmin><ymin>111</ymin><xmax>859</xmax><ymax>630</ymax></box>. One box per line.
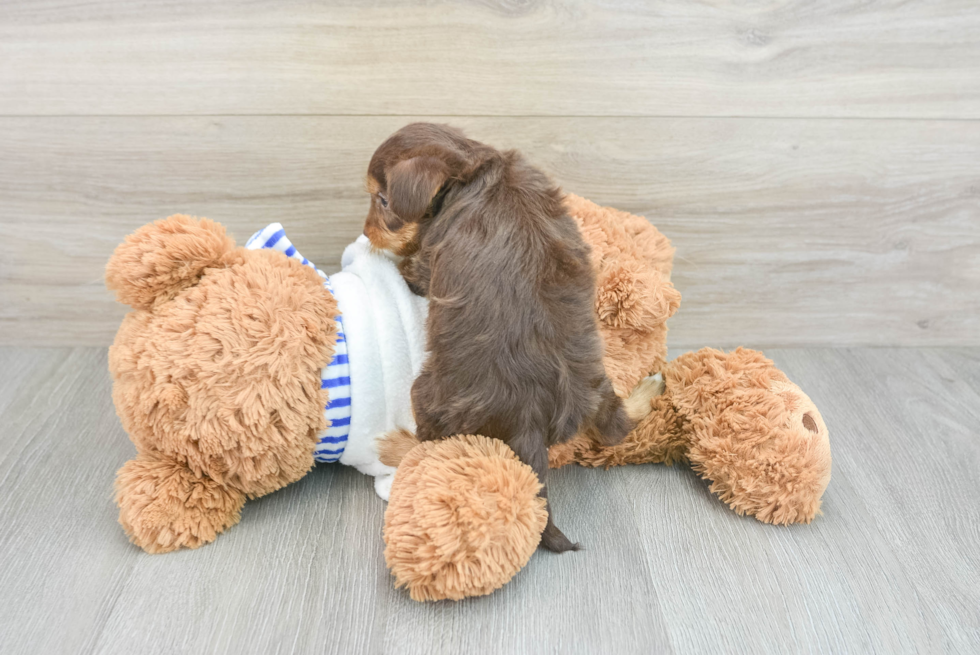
<box><xmin>377</xmin><ymin>428</ymin><xmax>422</xmax><ymax>468</ymax></box>
<box><xmin>410</xmin><ymin>369</ymin><xmax>452</xmax><ymax>443</ymax></box>
<box><xmin>508</xmin><ymin>430</ymin><xmax>580</xmax><ymax>554</ymax></box>
<box><xmin>398</xmin><ymin>255</ymin><xmax>431</xmax><ymax>297</ymax></box>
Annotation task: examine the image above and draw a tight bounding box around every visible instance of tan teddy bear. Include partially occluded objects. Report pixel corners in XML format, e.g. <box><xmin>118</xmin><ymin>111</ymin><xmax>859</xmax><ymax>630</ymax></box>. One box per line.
<box><xmin>107</xmin><ymin>216</ymin><xmax>338</xmax><ymax>552</ymax></box>
<box><xmin>105</xmin><ymin>195</ymin><xmax>830</xmax><ymax>601</ymax></box>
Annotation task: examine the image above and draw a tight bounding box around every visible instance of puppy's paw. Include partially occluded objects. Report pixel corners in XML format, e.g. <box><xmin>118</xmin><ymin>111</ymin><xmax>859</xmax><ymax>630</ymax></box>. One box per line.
<box><xmin>623</xmin><ymin>374</ymin><xmax>665</xmax><ymax>423</ymax></box>
<box><xmin>377</xmin><ymin>428</ymin><xmax>421</xmax><ymax>468</ymax></box>
<box><xmin>539</xmin><ymin>523</ymin><xmax>581</xmax><ymax>553</ymax></box>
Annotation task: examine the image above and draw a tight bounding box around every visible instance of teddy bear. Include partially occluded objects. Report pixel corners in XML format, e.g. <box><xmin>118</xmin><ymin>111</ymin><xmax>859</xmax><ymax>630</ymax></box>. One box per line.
<box><xmin>105</xmin><ymin>194</ymin><xmax>831</xmax><ymax>601</ymax></box>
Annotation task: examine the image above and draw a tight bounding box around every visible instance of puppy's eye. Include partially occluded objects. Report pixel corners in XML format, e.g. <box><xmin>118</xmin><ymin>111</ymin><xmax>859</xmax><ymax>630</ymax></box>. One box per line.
<box><xmin>378</xmin><ymin>193</ymin><xmax>388</xmax><ymax>208</ymax></box>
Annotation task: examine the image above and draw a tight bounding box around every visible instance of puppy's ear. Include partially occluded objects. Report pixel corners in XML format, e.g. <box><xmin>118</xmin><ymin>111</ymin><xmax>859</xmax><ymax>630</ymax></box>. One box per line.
<box><xmin>387</xmin><ymin>156</ymin><xmax>451</xmax><ymax>223</ymax></box>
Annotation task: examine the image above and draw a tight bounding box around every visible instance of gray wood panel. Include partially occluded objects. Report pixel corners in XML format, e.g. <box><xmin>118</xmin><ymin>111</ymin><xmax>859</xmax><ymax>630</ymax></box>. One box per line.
<box><xmin>1</xmin><ymin>346</ymin><xmax>978</xmax><ymax>654</ymax></box>
<box><xmin>1</xmin><ymin>1</ymin><xmax>979</xmax><ymax>118</ymax></box>
<box><xmin>2</xmin><ymin>116</ymin><xmax>978</xmax><ymax>347</ymax></box>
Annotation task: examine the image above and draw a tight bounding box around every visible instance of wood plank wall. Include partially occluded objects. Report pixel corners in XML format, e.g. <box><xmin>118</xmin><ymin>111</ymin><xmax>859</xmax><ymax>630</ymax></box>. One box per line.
<box><xmin>1</xmin><ymin>0</ymin><xmax>978</xmax><ymax>347</ymax></box>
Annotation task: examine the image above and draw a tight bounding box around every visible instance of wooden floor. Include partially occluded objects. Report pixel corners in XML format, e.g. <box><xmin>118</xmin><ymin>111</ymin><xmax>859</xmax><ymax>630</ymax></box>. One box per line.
<box><xmin>1</xmin><ymin>346</ymin><xmax>977</xmax><ymax>654</ymax></box>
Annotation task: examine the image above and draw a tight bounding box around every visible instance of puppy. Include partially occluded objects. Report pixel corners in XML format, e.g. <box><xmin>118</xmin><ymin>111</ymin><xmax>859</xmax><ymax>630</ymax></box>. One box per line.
<box><xmin>364</xmin><ymin>123</ymin><xmax>632</xmax><ymax>552</ymax></box>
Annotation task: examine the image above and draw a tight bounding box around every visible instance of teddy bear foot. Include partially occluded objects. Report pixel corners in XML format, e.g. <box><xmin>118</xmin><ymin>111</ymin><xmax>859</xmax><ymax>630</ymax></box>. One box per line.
<box><xmin>384</xmin><ymin>435</ymin><xmax>548</xmax><ymax>601</ymax></box>
<box><xmin>667</xmin><ymin>348</ymin><xmax>833</xmax><ymax>524</ymax></box>
<box><xmin>115</xmin><ymin>452</ymin><xmax>246</xmax><ymax>554</ymax></box>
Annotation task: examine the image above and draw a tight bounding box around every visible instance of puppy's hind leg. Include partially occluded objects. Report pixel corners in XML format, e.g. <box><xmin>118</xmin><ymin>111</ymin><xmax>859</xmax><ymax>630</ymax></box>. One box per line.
<box><xmin>623</xmin><ymin>373</ymin><xmax>665</xmax><ymax>423</ymax></box>
<box><xmin>590</xmin><ymin>376</ymin><xmax>634</xmax><ymax>446</ymax></box>
<box><xmin>538</xmin><ymin>487</ymin><xmax>580</xmax><ymax>554</ymax></box>
<box><xmin>508</xmin><ymin>430</ymin><xmax>580</xmax><ymax>553</ymax></box>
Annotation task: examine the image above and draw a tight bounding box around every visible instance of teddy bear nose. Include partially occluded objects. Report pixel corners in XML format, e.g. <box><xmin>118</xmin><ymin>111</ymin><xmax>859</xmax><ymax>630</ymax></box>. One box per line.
<box><xmin>802</xmin><ymin>413</ymin><xmax>819</xmax><ymax>434</ymax></box>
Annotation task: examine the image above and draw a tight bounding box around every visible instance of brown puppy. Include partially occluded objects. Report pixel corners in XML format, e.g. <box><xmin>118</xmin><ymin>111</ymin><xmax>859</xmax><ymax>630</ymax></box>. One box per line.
<box><xmin>364</xmin><ymin>123</ymin><xmax>632</xmax><ymax>552</ymax></box>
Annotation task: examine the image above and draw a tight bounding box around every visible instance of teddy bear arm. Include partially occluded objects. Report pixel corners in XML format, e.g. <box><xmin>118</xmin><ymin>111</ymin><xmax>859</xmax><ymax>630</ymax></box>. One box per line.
<box><xmin>670</xmin><ymin>349</ymin><xmax>833</xmax><ymax>524</ymax></box>
<box><xmin>115</xmin><ymin>451</ymin><xmax>245</xmax><ymax>554</ymax></box>
<box><xmin>566</xmin><ymin>194</ymin><xmax>681</xmax><ymax>394</ymax></box>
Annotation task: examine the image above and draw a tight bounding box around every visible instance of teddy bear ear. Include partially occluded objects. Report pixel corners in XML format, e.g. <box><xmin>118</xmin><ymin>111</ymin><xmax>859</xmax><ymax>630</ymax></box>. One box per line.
<box><xmin>106</xmin><ymin>214</ymin><xmax>236</xmax><ymax>310</ymax></box>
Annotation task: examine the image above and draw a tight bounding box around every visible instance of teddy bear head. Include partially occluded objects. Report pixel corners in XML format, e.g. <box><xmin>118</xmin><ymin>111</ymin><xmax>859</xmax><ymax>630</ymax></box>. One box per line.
<box><xmin>106</xmin><ymin>215</ymin><xmax>339</xmax><ymax>551</ymax></box>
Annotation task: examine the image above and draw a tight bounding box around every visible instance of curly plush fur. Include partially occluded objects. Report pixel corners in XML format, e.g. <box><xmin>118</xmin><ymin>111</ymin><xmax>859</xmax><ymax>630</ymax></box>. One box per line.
<box><xmin>115</xmin><ymin>452</ymin><xmax>246</xmax><ymax>553</ymax></box>
<box><xmin>107</xmin><ymin>216</ymin><xmax>339</xmax><ymax>552</ymax></box>
<box><xmin>566</xmin><ymin>195</ymin><xmax>680</xmax><ymax>396</ymax></box>
<box><xmin>383</xmin><ymin>435</ymin><xmax>548</xmax><ymax>601</ymax></box>
<box><xmin>548</xmin><ymin>348</ymin><xmax>832</xmax><ymax>525</ymax></box>
<box><xmin>106</xmin><ymin>200</ymin><xmax>677</xmax><ymax>555</ymax></box>
<box><xmin>382</xmin><ymin>343</ymin><xmax>832</xmax><ymax>603</ymax></box>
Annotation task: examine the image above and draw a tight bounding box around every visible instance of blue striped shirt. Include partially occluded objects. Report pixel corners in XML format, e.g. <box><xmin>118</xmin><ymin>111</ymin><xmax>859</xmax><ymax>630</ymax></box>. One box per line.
<box><xmin>245</xmin><ymin>223</ymin><xmax>351</xmax><ymax>463</ymax></box>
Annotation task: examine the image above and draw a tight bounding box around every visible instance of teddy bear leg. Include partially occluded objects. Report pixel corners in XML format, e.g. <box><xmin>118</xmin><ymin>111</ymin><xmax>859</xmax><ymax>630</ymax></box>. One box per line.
<box><xmin>674</xmin><ymin>348</ymin><xmax>833</xmax><ymax>524</ymax></box>
<box><xmin>115</xmin><ymin>451</ymin><xmax>246</xmax><ymax>554</ymax></box>
<box><xmin>384</xmin><ymin>435</ymin><xmax>547</xmax><ymax>601</ymax></box>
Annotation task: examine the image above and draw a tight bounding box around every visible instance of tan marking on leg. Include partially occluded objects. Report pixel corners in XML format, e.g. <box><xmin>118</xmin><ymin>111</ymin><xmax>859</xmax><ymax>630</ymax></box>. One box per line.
<box><xmin>376</xmin><ymin>428</ymin><xmax>422</xmax><ymax>467</ymax></box>
<box><xmin>623</xmin><ymin>374</ymin><xmax>665</xmax><ymax>423</ymax></box>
